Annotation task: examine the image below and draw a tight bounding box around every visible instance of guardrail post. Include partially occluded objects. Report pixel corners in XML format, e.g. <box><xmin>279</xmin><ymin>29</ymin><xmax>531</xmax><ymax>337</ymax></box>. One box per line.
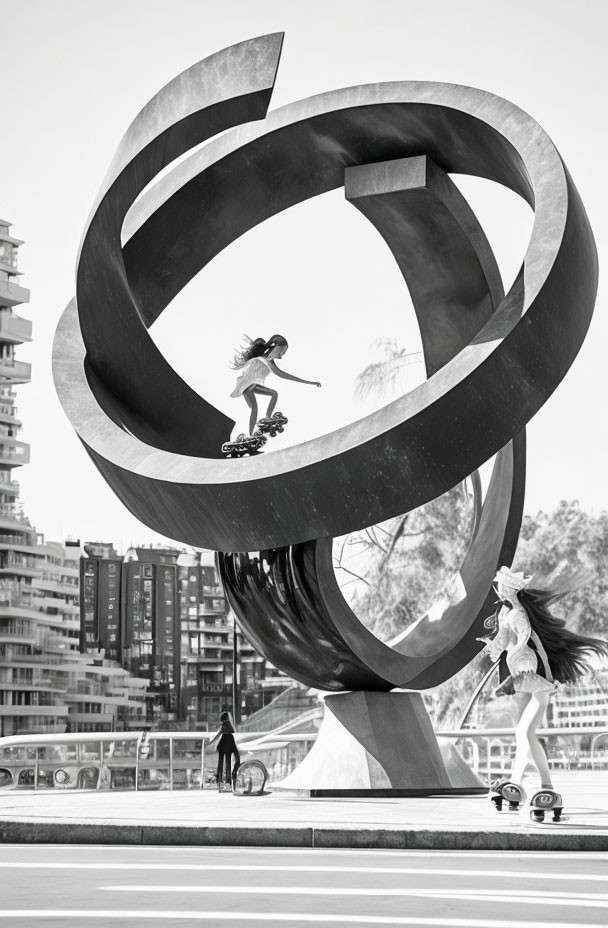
<box><xmin>98</xmin><ymin>741</ymin><xmax>104</xmax><ymax>790</ymax></box>
<box><xmin>135</xmin><ymin>731</ymin><xmax>142</xmax><ymax>792</ymax></box>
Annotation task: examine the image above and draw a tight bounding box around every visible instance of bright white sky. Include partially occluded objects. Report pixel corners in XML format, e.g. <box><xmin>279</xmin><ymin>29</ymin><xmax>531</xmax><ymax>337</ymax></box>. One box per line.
<box><xmin>2</xmin><ymin>0</ymin><xmax>607</xmax><ymax>551</ymax></box>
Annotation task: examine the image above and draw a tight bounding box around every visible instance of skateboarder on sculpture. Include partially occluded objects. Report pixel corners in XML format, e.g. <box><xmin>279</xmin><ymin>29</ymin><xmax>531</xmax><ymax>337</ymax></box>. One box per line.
<box><xmin>477</xmin><ymin>566</ymin><xmax>608</xmax><ymax>821</ymax></box>
<box><xmin>223</xmin><ymin>334</ymin><xmax>321</xmax><ymax>457</ymax></box>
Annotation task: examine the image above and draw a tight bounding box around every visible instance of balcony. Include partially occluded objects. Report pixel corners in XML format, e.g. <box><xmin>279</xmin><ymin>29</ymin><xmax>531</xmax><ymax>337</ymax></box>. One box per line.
<box><xmin>0</xmin><ymin>278</ymin><xmax>29</xmax><ymax>309</ymax></box>
<box><xmin>0</xmin><ymin>564</ymin><xmax>40</xmax><ymax>579</ymax></box>
<box><xmin>0</xmin><ymin>440</ymin><xmax>30</xmax><ymax>466</ymax></box>
<box><xmin>0</xmin><ymin>359</ymin><xmax>30</xmax><ymax>385</ymax></box>
<box><xmin>0</xmin><ymin>681</ymin><xmax>66</xmax><ymax>695</ymax></box>
<box><xmin>0</xmin><ymin>705</ymin><xmax>69</xmax><ymax>717</ymax></box>
<box><xmin>204</xmin><ymin>586</ymin><xmax>225</xmax><ymax>597</ymax></box>
<box><xmin>31</xmin><ymin>578</ymin><xmax>79</xmax><ymax>596</ymax></box>
<box><xmin>0</xmin><ymin>518</ymin><xmax>34</xmax><ymax>538</ymax></box>
<box><xmin>0</xmin><ymin>313</ymin><xmax>31</xmax><ymax>344</ymax></box>
<box><xmin>0</xmin><ymin>604</ymin><xmax>79</xmax><ymax>629</ymax></box>
<box><xmin>0</xmin><ymin>404</ymin><xmax>21</xmax><ymax>426</ymax></box>
<box><xmin>0</xmin><ymin>633</ymin><xmax>37</xmax><ymax>647</ymax></box>
<box><xmin>0</xmin><ymin>544</ymin><xmax>37</xmax><ymax>563</ymax></box>
<box><xmin>0</xmin><ymin>539</ymin><xmax>43</xmax><ymax>554</ymax></box>
<box><xmin>34</xmin><ymin>597</ymin><xmax>79</xmax><ymax>614</ymax></box>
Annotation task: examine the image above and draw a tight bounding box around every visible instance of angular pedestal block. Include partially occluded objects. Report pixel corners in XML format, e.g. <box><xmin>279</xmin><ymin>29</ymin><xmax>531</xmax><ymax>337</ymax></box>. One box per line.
<box><xmin>278</xmin><ymin>691</ymin><xmax>486</xmax><ymax>797</ymax></box>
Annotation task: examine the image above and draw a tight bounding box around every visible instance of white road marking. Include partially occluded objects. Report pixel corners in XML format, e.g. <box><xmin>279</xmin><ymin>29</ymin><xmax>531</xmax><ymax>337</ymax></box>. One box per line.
<box><xmin>0</xmin><ymin>914</ymin><xmax>605</xmax><ymax>926</ymax></box>
<box><xmin>0</xmin><ymin>862</ymin><xmax>605</xmax><ymax>880</ymax></box>
<box><xmin>1</xmin><ymin>845</ymin><xmax>606</xmax><ymax>860</ymax></box>
<box><xmin>103</xmin><ymin>885</ymin><xmax>608</xmax><ymax>906</ymax></box>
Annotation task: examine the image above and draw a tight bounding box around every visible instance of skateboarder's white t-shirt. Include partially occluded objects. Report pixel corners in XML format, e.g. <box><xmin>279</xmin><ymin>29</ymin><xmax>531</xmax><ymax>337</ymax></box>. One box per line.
<box><xmin>230</xmin><ymin>357</ymin><xmax>271</xmax><ymax>397</ymax></box>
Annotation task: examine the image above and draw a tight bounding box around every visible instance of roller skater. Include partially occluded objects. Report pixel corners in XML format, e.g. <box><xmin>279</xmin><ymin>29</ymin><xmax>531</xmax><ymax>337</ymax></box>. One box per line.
<box><xmin>229</xmin><ymin>334</ymin><xmax>320</xmax><ymax>439</ymax></box>
<box><xmin>208</xmin><ymin>710</ymin><xmax>240</xmax><ymax>793</ymax></box>
<box><xmin>478</xmin><ymin>565</ymin><xmax>608</xmax><ymax>821</ymax></box>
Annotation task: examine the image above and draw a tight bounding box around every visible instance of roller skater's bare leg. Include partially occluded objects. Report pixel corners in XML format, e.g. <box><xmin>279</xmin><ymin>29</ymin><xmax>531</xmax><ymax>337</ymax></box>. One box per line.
<box><xmin>512</xmin><ymin>691</ymin><xmax>553</xmax><ymax>788</ymax></box>
<box><xmin>266</xmin><ymin>390</ymin><xmax>278</xmax><ymax>417</ymax></box>
<box><xmin>243</xmin><ymin>388</ymin><xmax>259</xmax><ymax>436</ymax></box>
<box><xmin>251</xmin><ymin>384</ymin><xmax>278</xmax><ymax>419</ymax></box>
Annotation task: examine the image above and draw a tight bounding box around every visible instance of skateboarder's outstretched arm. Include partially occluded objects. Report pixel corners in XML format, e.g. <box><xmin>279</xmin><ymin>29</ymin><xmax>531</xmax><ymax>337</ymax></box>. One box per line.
<box><xmin>267</xmin><ymin>359</ymin><xmax>321</xmax><ymax>387</ymax></box>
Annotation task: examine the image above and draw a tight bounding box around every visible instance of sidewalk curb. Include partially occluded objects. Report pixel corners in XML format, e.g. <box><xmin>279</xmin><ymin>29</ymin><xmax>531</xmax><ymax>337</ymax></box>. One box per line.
<box><xmin>1</xmin><ymin>819</ymin><xmax>606</xmax><ymax>851</ymax></box>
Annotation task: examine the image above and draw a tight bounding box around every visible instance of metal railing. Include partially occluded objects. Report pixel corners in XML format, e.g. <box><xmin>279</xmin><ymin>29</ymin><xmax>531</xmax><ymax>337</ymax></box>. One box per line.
<box><xmin>0</xmin><ymin>731</ymin><xmax>211</xmax><ymax>792</ymax></box>
<box><xmin>1</xmin><ymin>724</ymin><xmax>607</xmax><ymax>792</ymax></box>
<box><xmin>436</xmin><ymin>726</ymin><xmax>608</xmax><ymax>783</ymax></box>
<box><xmin>0</xmin><ymin>729</ymin><xmax>282</xmax><ymax>792</ymax></box>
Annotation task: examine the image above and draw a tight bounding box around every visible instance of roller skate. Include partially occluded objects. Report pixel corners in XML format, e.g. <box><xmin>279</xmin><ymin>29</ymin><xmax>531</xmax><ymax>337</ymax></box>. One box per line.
<box><xmin>490</xmin><ymin>779</ymin><xmax>526</xmax><ymax>812</ymax></box>
<box><xmin>256</xmin><ymin>411</ymin><xmax>288</xmax><ymax>437</ymax></box>
<box><xmin>529</xmin><ymin>788</ymin><xmax>563</xmax><ymax>823</ymax></box>
<box><xmin>221</xmin><ymin>430</ymin><xmax>267</xmax><ymax>458</ymax></box>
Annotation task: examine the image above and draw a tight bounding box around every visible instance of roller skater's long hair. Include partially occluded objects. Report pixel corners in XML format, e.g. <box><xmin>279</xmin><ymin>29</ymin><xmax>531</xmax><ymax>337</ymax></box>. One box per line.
<box><xmin>516</xmin><ymin>574</ymin><xmax>608</xmax><ymax>684</ymax></box>
<box><xmin>231</xmin><ymin>334</ymin><xmax>288</xmax><ymax>369</ymax></box>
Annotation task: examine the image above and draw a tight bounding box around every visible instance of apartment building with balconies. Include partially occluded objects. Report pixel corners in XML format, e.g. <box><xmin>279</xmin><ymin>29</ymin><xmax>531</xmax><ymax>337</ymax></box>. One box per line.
<box><xmin>0</xmin><ymin>223</ymin><xmax>147</xmax><ymax>736</ymax></box>
<box><xmin>80</xmin><ymin>544</ymin><xmax>292</xmax><ymax>729</ymax></box>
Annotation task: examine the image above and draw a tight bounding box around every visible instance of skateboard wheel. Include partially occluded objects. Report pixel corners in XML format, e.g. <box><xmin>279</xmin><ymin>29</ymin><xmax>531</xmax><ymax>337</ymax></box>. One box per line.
<box><xmin>531</xmin><ymin>809</ymin><xmax>545</xmax><ymax>822</ymax></box>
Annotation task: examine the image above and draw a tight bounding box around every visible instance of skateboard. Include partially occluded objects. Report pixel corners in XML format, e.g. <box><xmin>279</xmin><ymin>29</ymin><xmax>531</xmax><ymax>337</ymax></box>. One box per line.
<box><xmin>490</xmin><ymin>779</ymin><xmax>526</xmax><ymax>812</ymax></box>
<box><xmin>529</xmin><ymin>788</ymin><xmax>563</xmax><ymax>823</ymax></box>
<box><xmin>256</xmin><ymin>411</ymin><xmax>288</xmax><ymax>437</ymax></box>
<box><xmin>221</xmin><ymin>430</ymin><xmax>267</xmax><ymax>458</ymax></box>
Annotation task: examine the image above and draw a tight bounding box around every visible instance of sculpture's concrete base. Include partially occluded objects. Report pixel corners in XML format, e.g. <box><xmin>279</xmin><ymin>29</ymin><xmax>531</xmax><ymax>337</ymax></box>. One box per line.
<box><xmin>277</xmin><ymin>691</ymin><xmax>486</xmax><ymax>797</ymax></box>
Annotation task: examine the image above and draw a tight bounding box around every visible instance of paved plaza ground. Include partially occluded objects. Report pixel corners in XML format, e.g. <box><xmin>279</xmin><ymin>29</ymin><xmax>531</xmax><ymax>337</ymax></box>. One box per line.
<box><xmin>1</xmin><ymin>770</ymin><xmax>606</xmax><ymax>851</ymax></box>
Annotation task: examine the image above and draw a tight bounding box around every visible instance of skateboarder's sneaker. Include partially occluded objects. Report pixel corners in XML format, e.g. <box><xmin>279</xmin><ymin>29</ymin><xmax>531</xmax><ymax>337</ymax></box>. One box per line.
<box><xmin>256</xmin><ymin>411</ymin><xmax>288</xmax><ymax>437</ymax></box>
<box><xmin>490</xmin><ymin>779</ymin><xmax>526</xmax><ymax>812</ymax></box>
<box><xmin>529</xmin><ymin>788</ymin><xmax>563</xmax><ymax>823</ymax></box>
<box><xmin>221</xmin><ymin>431</ymin><xmax>267</xmax><ymax>458</ymax></box>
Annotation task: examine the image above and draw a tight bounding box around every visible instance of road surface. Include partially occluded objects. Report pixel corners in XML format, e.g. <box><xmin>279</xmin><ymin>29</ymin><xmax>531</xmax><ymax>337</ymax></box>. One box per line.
<box><xmin>0</xmin><ymin>844</ymin><xmax>606</xmax><ymax>926</ymax></box>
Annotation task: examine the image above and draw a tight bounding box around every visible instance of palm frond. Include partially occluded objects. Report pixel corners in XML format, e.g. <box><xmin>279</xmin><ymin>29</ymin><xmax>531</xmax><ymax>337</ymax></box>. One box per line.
<box><xmin>354</xmin><ymin>338</ymin><xmax>422</xmax><ymax>399</ymax></box>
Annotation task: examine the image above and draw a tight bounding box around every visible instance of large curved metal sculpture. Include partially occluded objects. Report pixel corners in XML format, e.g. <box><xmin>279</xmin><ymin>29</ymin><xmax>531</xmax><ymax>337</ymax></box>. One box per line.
<box><xmin>217</xmin><ymin>152</ymin><xmax>526</xmax><ymax>692</ymax></box>
<box><xmin>53</xmin><ymin>34</ymin><xmax>596</xmax><ymax>793</ymax></box>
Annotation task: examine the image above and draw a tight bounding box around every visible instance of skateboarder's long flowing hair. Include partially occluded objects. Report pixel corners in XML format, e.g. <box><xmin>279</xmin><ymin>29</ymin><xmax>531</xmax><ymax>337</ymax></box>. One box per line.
<box><xmin>516</xmin><ymin>579</ymin><xmax>608</xmax><ymax>683</ymax></box>
<box><xmin>231</xmin><ymin>334</ymin><xmax>288</xmax><ymax>369</ymax></box>
<box><xmin>486</xmin><ymin>571</ymin><xmax>608</xmax><ymax>684</ymax></box>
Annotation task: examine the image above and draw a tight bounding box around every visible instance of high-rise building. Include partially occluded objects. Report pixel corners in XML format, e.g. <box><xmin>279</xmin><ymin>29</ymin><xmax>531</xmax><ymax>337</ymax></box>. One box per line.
<box><xmin>0</xmin><ymin>219</ymin><xmax>53</xmax><ymax>735</ymax></box>
<box><xmin>80</xmin><ymin>544</ymin><xmax>292</xmax><ymax>729</ymax></box>
<box><xmin>0</xmin><ymin>222</ymin><xmax>146</xmax><ymax>736</ymax></box>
